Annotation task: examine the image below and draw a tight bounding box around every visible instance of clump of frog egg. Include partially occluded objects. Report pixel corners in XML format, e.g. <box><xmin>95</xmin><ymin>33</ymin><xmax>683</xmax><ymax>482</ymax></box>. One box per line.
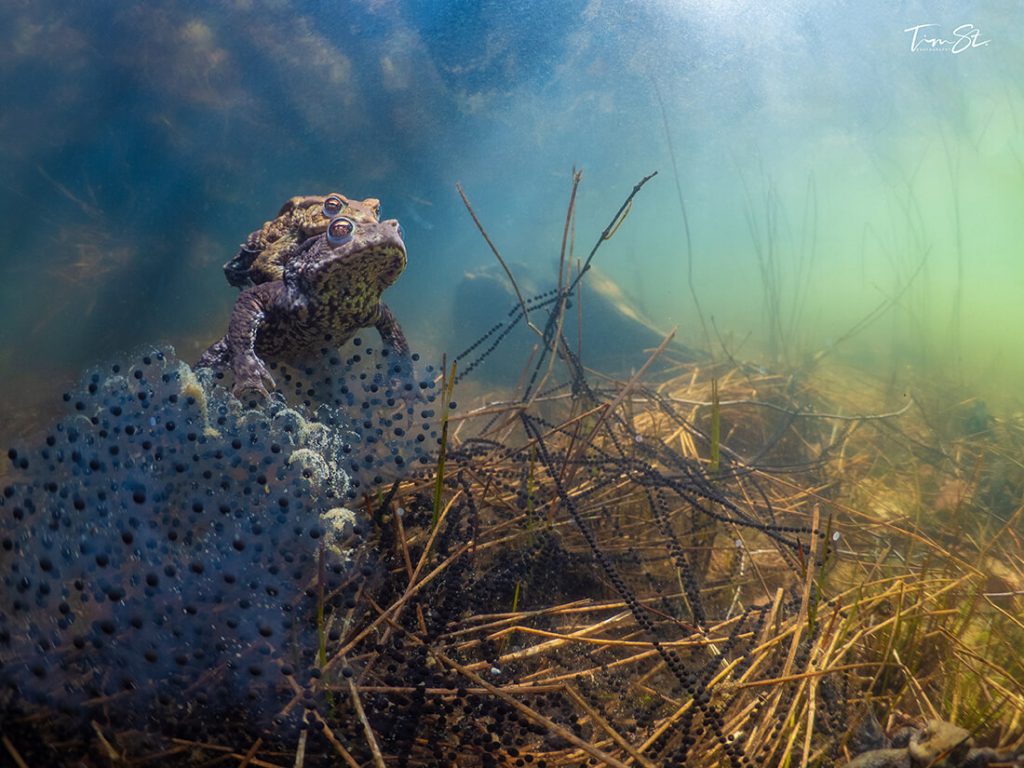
<box><xmin>0</xmin><ymin>341</ymin><xmax>438</xmax><ymax>733</ymax></box>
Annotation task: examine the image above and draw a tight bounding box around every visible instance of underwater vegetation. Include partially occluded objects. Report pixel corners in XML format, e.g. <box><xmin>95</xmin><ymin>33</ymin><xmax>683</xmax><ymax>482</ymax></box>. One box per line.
<box><xmin>450</xmin><ymin>261</ymin><xmax>703</xmax><ymax>385</ymax></box>
<box><xmin>2</xmin><ymin>174</ymin><xmax>1023</xmax><ymax>768</ymax></box>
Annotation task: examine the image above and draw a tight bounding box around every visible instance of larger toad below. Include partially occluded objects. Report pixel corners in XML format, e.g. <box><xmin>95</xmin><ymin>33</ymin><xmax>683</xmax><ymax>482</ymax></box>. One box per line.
<box><xmin>197</xmin><ymin>215</ymin><xmax>408</xmax><ymax>399</ymax></box>
<box><xmin>223</xmin><ymin>193</ymin><xmax>382</xmax><ymax>289</ymax></box>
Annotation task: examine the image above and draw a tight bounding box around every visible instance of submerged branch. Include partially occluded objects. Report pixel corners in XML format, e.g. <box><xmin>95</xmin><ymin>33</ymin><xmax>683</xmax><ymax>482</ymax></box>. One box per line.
<box><xmin>567</xmin><ymin>170</ymin><xmax>658</xmax><ymax>295</ymax></box>
<box><xmin>456</xmin><ymin>182</ymin><xmax>541</xmax><ymax>338</ymax></box>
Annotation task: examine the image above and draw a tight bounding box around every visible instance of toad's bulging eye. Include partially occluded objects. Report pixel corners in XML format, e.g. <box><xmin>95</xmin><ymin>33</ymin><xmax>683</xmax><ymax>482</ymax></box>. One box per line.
<box><xmin>322</xmin><ymin>195</ymin><xmax>345</xmax><ymax>218</ymax></box>
<box><xmin>327</xmin><ymin>217</ymin><xmax>355</xmax><ymax>245</ymax></box>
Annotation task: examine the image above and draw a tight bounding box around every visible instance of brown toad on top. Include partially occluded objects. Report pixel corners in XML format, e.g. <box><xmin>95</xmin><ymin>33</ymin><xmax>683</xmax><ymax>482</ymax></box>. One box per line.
<box><xmin>223</xmin><ymin>193</ymin><xmax>382</xmax><ymax>289</ymax></box>
<box><xmin>197</xmin><ymin>214</ymin><xmax>409</xmax><ymax>398</ymax></box>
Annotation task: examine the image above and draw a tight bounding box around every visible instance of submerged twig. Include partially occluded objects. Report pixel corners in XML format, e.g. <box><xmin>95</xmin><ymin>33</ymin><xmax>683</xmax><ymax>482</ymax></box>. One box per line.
<box><xmin>568</xmin><ymin>171</ymin><xmax>658</xmax><ymax>293</ymax></box>
<box><xmin>666</xmin><ymin>394</ymin><xmax>915</xmax><ymax>422</ymax></box>
<box><xmin>456</xmin><ymin>182</ymin><xmax>541</xmax><ymax>337</ymax></box>
<box><xmin>348</xmin><ymin>679</ymin><xmax>385</xmax><ymax>768</ymax></box>
<box><xmin>1</xmin><ymin>737</ymin><xmax>29</xmax><ymax>768</ymax></box>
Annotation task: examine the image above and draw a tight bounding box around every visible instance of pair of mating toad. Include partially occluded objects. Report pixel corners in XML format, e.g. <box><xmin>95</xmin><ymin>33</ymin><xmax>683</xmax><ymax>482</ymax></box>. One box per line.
<box><xmin>197</xmin><ymin>193</ymin><xmax>409</xmax><ymax>399</ymax></box>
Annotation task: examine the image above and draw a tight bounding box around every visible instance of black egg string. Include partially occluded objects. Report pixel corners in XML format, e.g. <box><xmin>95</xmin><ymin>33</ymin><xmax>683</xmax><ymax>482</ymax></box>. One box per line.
<box><xmin>505</xmin><ymin>409</ymin><xmax>822</xmax><ymax>766</ymax></box>
<box><xmin>453</xmin><ymin>288</ymin><xmax>572</xmax><ymax>386</ymax></box>
<box><xmin>608</xmin><ymin>395</ymin><xmax>821</xmax><ymax>548</ymax></box>
<box><xmin>450</xmin><ymin>288</ymin><xmax>548</xmax><ymax>372</ymax></box>
<box><xmin>491</xmin><ymin>391</ymin><xmax>802</xmax><ymax>765</ymax></box>
<box><xmin>498</xmin><ymin>396</ymin><xmax>775</xmax><ymax>735</ymax></box>
<box><xmin>514</xmin><ymin>398</ymin><xmax>813</xmax><ymax>555</ymax></box>
<box><xmin>519</xmin><ymin>414</ymin><xmax>697</xmax><ymax>680</ymax></box>
<box><xmin>516</xmin><ymin>289</ymin><xmax>592</xmax><ymax>403</ymax></box>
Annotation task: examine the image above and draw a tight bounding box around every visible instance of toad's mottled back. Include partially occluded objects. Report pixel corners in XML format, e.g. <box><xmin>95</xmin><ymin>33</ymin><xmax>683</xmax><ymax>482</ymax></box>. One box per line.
<box><xmin>223</xmin><ymin>193</ymin><xmax>382</xmax><ymax>289</ymax></box>
<box><xmin>198</xmin><ymin>214</ymin><xmax>409</xmax><ymax>399</ymax></box>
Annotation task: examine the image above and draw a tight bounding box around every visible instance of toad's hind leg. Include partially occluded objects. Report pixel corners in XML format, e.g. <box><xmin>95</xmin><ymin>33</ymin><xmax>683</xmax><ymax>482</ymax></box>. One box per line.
<box><xmin>197</xmin><ymin>336</ymin><xmax>230</xmax><ymax>370</ymax></box>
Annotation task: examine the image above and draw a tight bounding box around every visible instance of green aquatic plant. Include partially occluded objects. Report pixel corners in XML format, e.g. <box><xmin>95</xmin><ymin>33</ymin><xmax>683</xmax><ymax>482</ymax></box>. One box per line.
<box><xmin>653</xmin><ymin>76</ymin><xmax>713</xmax><ymax>355</ymax></box>
<box><xmin>710</xmin><ymin>376</ymin><xmax>721</xmax><ymax>476</ymax></box>
<box><xmin>738</xmin><ymin>166</ymin><xmax>821</xmax><ymax>368</ymax></box>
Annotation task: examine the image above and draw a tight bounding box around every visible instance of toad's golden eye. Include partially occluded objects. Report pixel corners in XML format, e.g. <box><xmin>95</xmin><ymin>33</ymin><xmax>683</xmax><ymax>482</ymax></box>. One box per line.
<box><xmin>322</xmin><ymin>194</ymin><xmax>345</xmax><ymax>217</ymax></box>
<box><xmin>327</xmin><ymin>217</ymin><xmax>355</xmax><ymax>245</ymax></box>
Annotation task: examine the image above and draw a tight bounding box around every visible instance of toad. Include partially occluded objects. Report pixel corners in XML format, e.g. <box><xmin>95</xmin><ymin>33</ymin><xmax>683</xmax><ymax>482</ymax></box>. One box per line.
<box><xmin>197</xmin><ymin>214</ymin><xmax>409</xmax><ymax>399</ymax></box>
<box><xmin>844</xmin><ymin>719</ymin><xmax>1014</xmax><ymax>768</ymax></box>
<box><xmin>223</xmin><ymin>193</ymin><xmax>382</xmax><ymax>289</ymax></box>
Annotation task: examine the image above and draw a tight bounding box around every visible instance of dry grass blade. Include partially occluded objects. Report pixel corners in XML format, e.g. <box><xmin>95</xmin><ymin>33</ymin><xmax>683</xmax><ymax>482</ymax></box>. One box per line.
<box><xmin>1</xmin><ymin>736</ymin><xmax>29</xmax><ymax>768</ymax></box>
<box><xmin>237</xmin><ymin>738</ymin><xmax>263</xmax><ymax>768</ymax></box>
<box><xmin>348</xmin><ymin>679</ymin><xmax>386</xmax><ymax>768</ymax></box>
<box><xmin>428</xmin><ymin>648</ymin><xmax>635</xmax><ymax>768</ymax></box>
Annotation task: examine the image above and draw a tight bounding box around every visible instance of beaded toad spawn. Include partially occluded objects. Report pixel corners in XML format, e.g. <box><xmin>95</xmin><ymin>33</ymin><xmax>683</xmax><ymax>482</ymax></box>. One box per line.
<box><xmin>198</xmin><ymin>210</ymin><xmax>409</xmax><ymax>399</ymax></box>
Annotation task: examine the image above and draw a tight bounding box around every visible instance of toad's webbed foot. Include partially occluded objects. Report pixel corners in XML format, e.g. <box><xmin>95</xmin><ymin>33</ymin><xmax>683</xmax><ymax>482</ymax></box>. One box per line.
<box><xmin>232</xmin><ymin>355</ymin><xmax>277</xmax><ymax>402</ymax></box>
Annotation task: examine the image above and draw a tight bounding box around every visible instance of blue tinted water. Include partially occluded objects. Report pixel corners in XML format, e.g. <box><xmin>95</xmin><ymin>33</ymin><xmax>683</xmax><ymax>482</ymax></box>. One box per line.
<box><xmin>1</xmin><ymin>0</ymin><xmax>1021</xmax><ymax>419</ymax></box>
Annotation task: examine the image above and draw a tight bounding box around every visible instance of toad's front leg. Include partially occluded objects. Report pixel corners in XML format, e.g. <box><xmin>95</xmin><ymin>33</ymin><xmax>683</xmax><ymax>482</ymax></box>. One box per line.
<box><xmin>227</xmin><ymin>281</ymin><xmax>288</xmax><ymax>400</ymax></box>
<box><xmin>376</xmin><ymin>302</ymin><xmax>411</xmax><ymax>359</ymax></box>
<box><xmin>375</xmin><ymin>301</ymin><xmax>418</xmax><ymax>386</ymax></box>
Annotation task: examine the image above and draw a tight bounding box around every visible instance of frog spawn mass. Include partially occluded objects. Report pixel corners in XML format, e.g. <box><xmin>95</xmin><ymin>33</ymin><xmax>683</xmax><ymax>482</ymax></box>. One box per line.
<box><xmin>0</xmin><ymin>342</ymin><xmax>439</xmax><ymax>733</ymax></box>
